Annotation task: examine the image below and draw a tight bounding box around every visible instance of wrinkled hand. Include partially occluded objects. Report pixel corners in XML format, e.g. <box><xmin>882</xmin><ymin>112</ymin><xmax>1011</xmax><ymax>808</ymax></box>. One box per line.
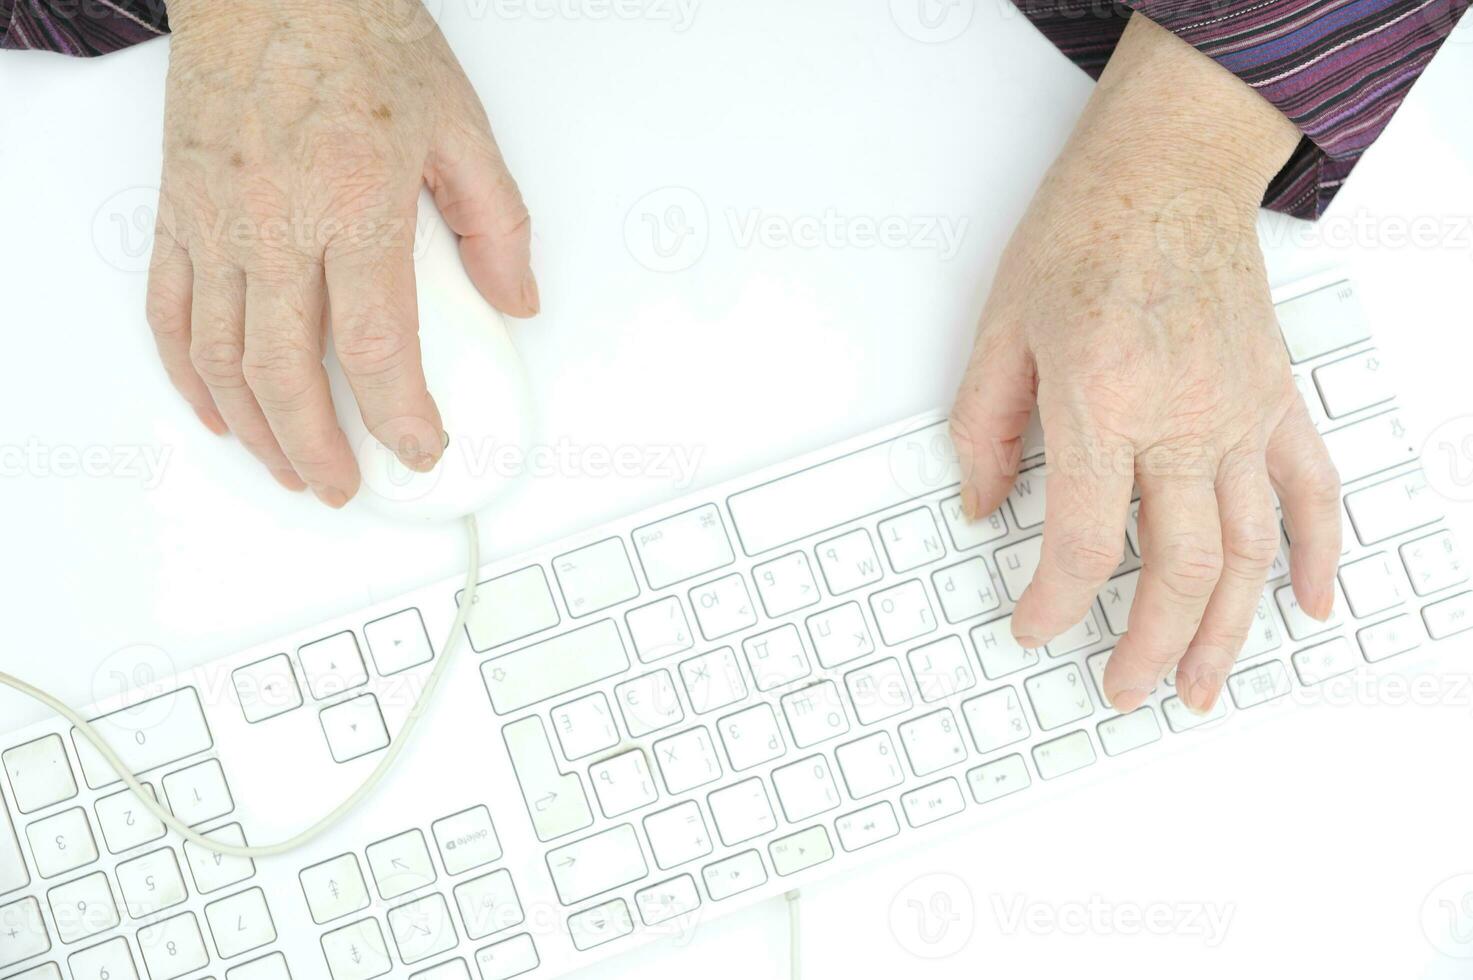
<box><xmin>147</xmin><ymin>0</ymin><xmax>537</xmax><ymax>506</ymax></box>
<box><xmin>949</xmin><ymin>15</ymin><xmax>1341</xmax><ymax>715</ymax></box>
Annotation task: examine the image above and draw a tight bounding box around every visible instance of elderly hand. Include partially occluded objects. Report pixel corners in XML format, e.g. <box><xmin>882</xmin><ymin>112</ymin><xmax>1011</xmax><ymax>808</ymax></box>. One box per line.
<box><xmin>949</xmin><ymin>15</ymin><xmax>1341</xmax><ymax>715</ymax></box>
<box><xmin>146</xmin><ymin>0</ymin><xmax>536</xmax><ymax>506</ymax></box>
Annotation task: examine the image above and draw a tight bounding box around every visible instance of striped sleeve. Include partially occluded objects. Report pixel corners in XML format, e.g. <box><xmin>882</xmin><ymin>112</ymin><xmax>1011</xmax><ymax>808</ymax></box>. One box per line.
<box><xmin>2</xmin><ymin>0</ymin><xmax>167</xmax><ymax>56</ymax></box>
<box><xmin>1010</xmin><ymin>0</ymin><xmax>1471</xmax><ymax>218</ymax></box>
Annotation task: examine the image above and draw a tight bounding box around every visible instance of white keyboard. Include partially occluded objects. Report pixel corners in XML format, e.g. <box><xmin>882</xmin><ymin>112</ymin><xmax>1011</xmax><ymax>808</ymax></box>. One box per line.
<box><xmin>1</xmin><ymin>270</ymin><xmax>1469</xmax><ymax>980</ymax></box>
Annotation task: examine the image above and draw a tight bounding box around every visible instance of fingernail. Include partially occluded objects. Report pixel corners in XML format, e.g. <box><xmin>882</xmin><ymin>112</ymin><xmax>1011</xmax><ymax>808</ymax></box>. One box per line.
<box><xmin>194</xmin><ymin>406</ymin><xmax>228</xmax><ymax>436</ymax></box>
<box><xmin>960</xmin><ymin>484</ymin><xmax>980</xmax><ymax>521</ymax></box>
<box><xmin>1013</xmin><ymin>632</ymin><xmax>1044</xmax><ymax>649</ymax></box>
<box><xmin>399</xmin><ymin>446</ymin><xmax>438</xmax><ymax>473</ymax></box>
<box><xmin>271</xmin><ymin>468</ymin><xmax>307</xmax><ymax>492</ymax></box>
<box><xmin>1107</xmin><ymin>686</ymin><xmax>1153</xmax><ymax>712</ymax></box>
<box><xmin>312</xmin><ymin>484</ymin><xmax>349</xmax><ymax>509</ymax></box>
<box><xmin>521</xmin><ymin>268</ymin><xmax>541</xmax><ymax>316</ymax></box>
<box><xmin>1181</xmin><ymin>671</ymin><xmax>1219</xmax><ymax>714</ymax></box>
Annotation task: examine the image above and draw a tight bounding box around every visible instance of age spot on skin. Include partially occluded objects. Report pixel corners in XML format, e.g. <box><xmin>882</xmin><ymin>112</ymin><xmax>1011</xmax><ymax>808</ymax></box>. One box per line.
<box><xmin>229</xmin><ymin>151</ymin><xmax>244</xmax><ymax>168</ymax></box>
<box><xmin>372</xmin><ymin>104</ymin><xmax>393</xmax><ymax>121</ymax></box>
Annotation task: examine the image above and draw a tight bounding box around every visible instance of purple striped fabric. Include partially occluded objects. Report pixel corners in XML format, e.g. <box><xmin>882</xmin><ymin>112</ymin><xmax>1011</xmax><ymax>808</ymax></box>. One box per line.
<box><xmin>2</xmin><ymin>0</ymin><xmax>166</xmax><ymax>57</ymax></box>
<box><xmin>1012</xmin><ymin>0</ymin><xmax>1471</xmax><ymax>217</ymax></box>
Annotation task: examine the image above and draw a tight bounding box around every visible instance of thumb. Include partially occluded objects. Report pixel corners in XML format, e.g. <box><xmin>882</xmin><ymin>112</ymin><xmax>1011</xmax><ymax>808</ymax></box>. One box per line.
<box><xmin>426</xmin><ymin>119</ymin><xmax>539</xmax><ymax>318</ymax></box>
<box><xmin>948</xmin><ymin>319</ymin><xmax>1036</xmax><ymax>521</ymax></box>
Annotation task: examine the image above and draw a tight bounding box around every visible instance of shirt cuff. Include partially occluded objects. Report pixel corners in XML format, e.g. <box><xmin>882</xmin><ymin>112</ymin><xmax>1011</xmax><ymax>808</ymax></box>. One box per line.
<box><xmin>1009</xmin><ymin>0</ymin><xmax>1470</xmax><ymax>218</ymax></box>
<box><xmin>3</xmin><ymin>0</ymin><xmax>168</xmax><ymax>56</ymax></box>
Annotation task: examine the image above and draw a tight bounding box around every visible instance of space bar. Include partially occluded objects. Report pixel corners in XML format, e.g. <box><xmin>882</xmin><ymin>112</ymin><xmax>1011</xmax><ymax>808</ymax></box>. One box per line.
<box><xmin>727</xmin><ymin>420</ymin><xmax>958</xmax><ymax>555</ymax></box>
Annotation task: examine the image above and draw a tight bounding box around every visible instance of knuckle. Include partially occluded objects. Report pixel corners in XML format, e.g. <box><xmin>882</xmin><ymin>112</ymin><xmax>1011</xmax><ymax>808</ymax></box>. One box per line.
<box><xmin>1051</xmin><ymin>524</ymin><xmax>1125</xmax><ymax>584</ymax></box>
<box><xmin>1155</xmin><ymin>538</ymin><xmax>1224</xmax><ymax>600</ymax></box>
<box><xmin>240</xmin><ymin>342</ymin><xmax>318</xmax><ymax>403</ymax></box>
<box><xmin>1224</xmin><ymin>520</ymin><xmax>1280</xmax><ymax>571</ymax></box>
<box><xmin>189</xmin><ymin>338</ymin><xmax>245</xmax><ymax>387</ymax></box>
<box><xmin>145</xmin><ymin>289</ymin><xmax>188</xmax><ymax>339</ymax></box>
<box><xmin>335</xmin><ymin>320</ymin><xmax>412</xmax><ymax>387</ymax></box>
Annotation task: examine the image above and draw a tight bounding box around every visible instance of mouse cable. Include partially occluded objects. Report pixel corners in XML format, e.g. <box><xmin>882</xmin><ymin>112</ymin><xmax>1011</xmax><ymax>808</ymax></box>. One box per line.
<box><xmin>786</xmin><ymin>889</ymin><xmax>802</xmax><ymax>980</ymax></box>
<box><xmin>0</xmin><ymin>514</ymin><xmax>481</xmax><ymax>860</ymax></box>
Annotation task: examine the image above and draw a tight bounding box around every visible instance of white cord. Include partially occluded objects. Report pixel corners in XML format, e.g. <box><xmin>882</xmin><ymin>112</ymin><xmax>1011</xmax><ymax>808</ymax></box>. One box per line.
<box><xmin>0</xmin><ymin>514</ymin><xmax>481</xmax><ymax>860</ymax></box>
<box><xmin>785</xmin><ymin>889</ymin><xmax>801</xmax><ymax>980</ymax></box>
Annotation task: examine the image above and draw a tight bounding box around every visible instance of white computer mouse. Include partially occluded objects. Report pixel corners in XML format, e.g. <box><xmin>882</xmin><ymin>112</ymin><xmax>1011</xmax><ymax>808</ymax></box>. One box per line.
<box><xmin>327</xmin><ymin>189</ymin><xmax>532</xmax><ymax>523</ymax></box>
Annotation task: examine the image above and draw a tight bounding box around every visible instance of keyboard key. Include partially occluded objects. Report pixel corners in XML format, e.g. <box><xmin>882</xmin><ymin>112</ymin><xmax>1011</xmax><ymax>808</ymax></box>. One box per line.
<box><xmin>431</xmin><ymin>805</ymin><xmax>501</xmax><ymax>875</ymax></box>
<box><xmin>553</xmin><ymin>538</ymin><xmax>641</xmax><ymax>616</ymax></box>
<box><xmin>960</xmin><ymin>686</ymin><xmax>1030</xmax><ymax>754</ymax></box>
<box><xmin>163</xmin><ymin>759</ymin><xmax>234</xmax><ymax>826</ymax></box>
<box><xmin>708</xmin><ymin>779</ymin><xmax>777</xmax><ymax>846</ymax></box>
<box><xmin>835</xmin><ymin>802</ymin><xmax>900</xmax><ymax>852</ymax></box>
<box><xmin>1339</xmin><ymin>553</ymin><xmax>1410</xmax><ymax>617</ymax></box>
<box><xmin>546</xmin><ymin>825</ymin><xmax>648</xmax><ymax>905</ymax></box>
<box><xmin>1274</xmin><ymin>279</ymin><xmax>1370</xmax><ymax>363</ymax></box>
<box><xmin>844</xmin><ymin>659</ymin><xmax>912</xmax><ymax>725</ymax></box>
<box><xmin>1313</xmin><ymin>349</ymin><xmax>1395</xmax><ymax>418</ymax></box>
<box><xmin>1161</xmin><ymin>695</ymin><xmax>1227</xmax><ymax>732</ymax></box>
<box><xmin>1032</xmin><ymin>730</ymin><xmax>1096</xmax><ymax>779</ymax></box>
<box><xmin>688</xmin><ymin>574</ymin><xmax>758</xmax><ymax>640</ymax></box>
<box><xmin>364</xmin><ymin>608</ymin><xmax>434</xmax><ymax>675</ymax></box>
<box><xmin>1275</xmin><ymin>585</ymin><xmax>1344</xmax><ymax>640</ymax></box>
<box><xmin>1228</xmin><ymin>660</ymin><xmax>1292</xmax><ymax>709</ymax></box>
<box><xmin>1046</xmin><ymin>609</ymin><xmax>1103</xmax><ymax>656</ymax></box>
<box><xmin>771</xmin><ymin>755</ymin><xmax>841</xmax><ymax>821</ymax></box>
<box><xmin>615</xmin><ymin>669</ymin><xmax>684</xmax><ymax>737</ymax></box>
<box><xmin>72</xmin><ymin>688</ymin><xmax>214</xmax><ymax>789</ymax></box>
<box><xmin>589</xmin><ymin>750</ymin><xmax>658</xmax><ymax>818</ymax></box>
<box><xmin>1006</xmin><ymin>467</ymin><xmax>1046</xmax><ymax>529</ymax></box>
<box><xmin>232</xmin><ymin>655</ymin><xmax>303</xmax><ymax>724</ymax></box>
<box><xmin>643</xmin><ymin>801</ymin><xmax>713</xmax><ymax>870</ymax></box>
<box><xmin>931</xmin><ymin>557</ymin><xmax>1001</xmax><ymax>624</ymax></box>
<box><xmin>137</xmin><ymin>912</ymin><xmax>209</xmax><ymax>980</ymax></box>
<box><xmin>388</xmin><ymin>893</ymin><xmax>458</xmax><ymax>964</ymax></box>
<box><xmin>869</xmin><ymin>580</ymin><xmax>937</xmax><ymax>646</ymax></box>
<box><xmin>321</xmin><ymin>918</ymin><xmax>392</xmax><ymax>980</ymax></box>
<box><xmin>632</xmin><ymin>504</ymin><xmax>735</xmax><ymax>589</ymax></box>
<box><xmin>718</xmin><ymin>704</ymin><xmax>787</xmax><ymax>770</ymax></box>
<box><xmin>48</xmin><ymin>870</ymin><xmax>117</xmax><ymax>942</ymax></box>
<box><xmin>1345</xmin><ymin>471</ymin><xmax>1442</xmax><ymax>545</ymax></box>
<box><xmin>297</xmin><ymin>632</ymin><xmax>369</xmax><ymax>700</ymax></box>
<box><xmin>900</xmin><ymin>778</ymin><xmax>965</xmax><ymax>827</ymax></box>
<box><xmin>1024</xmin><ymin>663</ymin><xmax>1095</xmax><ymax>731</ymax></box>
<box><xmin>483</xmin><ymin>619</ymin><xmax>629</xmax><ymax>714</ymax></box>
<box><xmin>3</xmin><ymin>735</ymin><xmax>77</xmax><ymax>813</ymax></box>
<box><xmin>453</xmin><ymin>869</ymin><xmax>523</xmax><ymax>940</ymax></box>
<box><xmin>1</xmin><ymin>897</ymin><xmax>50</xmax><ymax>969</ymax></box>
<box><xmin>780</xmin><ymin>681</ymin><xmax>851</xmax><ymax>748</ymax></box>
<box><xmin>908</xmin><ymin>635</ymin><xmax>977</xmax><ymax>702</ymax></box>
<box><xmin>473</xmin><ymin>933</ymin><xmax>539</xmax><ymax>980</ymax></box>
<box><xmin>1357</xmin><ymin>614</ymin><xmax>1422</xmax><ymax>661</ymax></box>
<box><xmin>806</xmin><ymin>603</ymin><xmax>876</xmax><ymax>668</ymax></box>
<box><xmin>568</xmin><ymin>898</ymin><xmax>634</xmax><ymax>951</ymax></box>
<box><xmin>1424</xmin><ymin>591</ymin><xmax>1473</xmax><ymax>640</ymax></box>
<box><xmin>898</xmin><ymin>709</ymin><xmax>967</xmax><ymax>776</ymax></box>
<box><xmin>67</xmin><ymin>937</ymin><xmax>135</xmax><ymax>980</ymax></box>
<box><xmin>635</xmin><ymin>875</ymin><xmax>701</xmax><ymax>926</ymax></box>
<box><xmin>878</xmin><ymin>507</ymin><xmax>946</xmax><ymax>572</ymax></box>
<box><xmin>413</xmin><ymin>962</ymin><xmax>471</xmax><ymax>980</ymax></box>
<box><xmin>5</xmin><ymin>963</ymin><xmax>59</xmax><ymax>980</ymax></box>
<box><xmin>653</xmin><ymin>727</ymin><xmax>723</xmax><ymax>794</ymax></box>
<box><xmin>1240</xmin><ymin>595</ymin><xmax>1284</xmax><ymax>660</ymax></box>
<box><xmin>551</xmin><ymin>693</ymin><xmax>620</xmax><ymax>760</ymax></box>
<box><xmin>366</xmin><ymin>830</ymin><xmax>437</xmax><ymax>901</ymax></box>
<box><xmin>299</xmin><ymin>853</ymin><xmax>371</xmax><ymax>925</ymax></box>
<box><xmin>769</xmin><ymin>826</ymin><xmax>834</xmax><ymax>876</ymax></box>
<box><xmin>625</xmin><ymin>596</ymin><xmax>694</xmax><ymax>663</ymax></box>
<box><xmin>753</xmin><ymin>552</ymin><xmax>821</xmax><ymax>617</ymax></box>
<box><xmin>205</xmin><ymin>887</ymin><xmax>276</xmax><ymax>959</ymax></box>
<box><xmin>1292</xmin><ymin>638</ymin><xmax>1359</xmax><ymax>686</ymax></box>
<box><xmin>1322</xmin><ymin>411</ymin><xmax>1418</xmax><ymax>485</ymax></box>
<box><xmin>0</xmin><ymin>789</ymin><xmax>29</xmax><ymax>895</ymax></box>
<box><xmin>835</xmin><ymin>731</ymin><xmax>905</xmax><ymax>798</ymax></box>
<box><xmin>966</xmin><ymin>753</ymin><xmax>1031</xmax><ymax>804</ymax></box>
<box><xmin>1099</xmin><ymin>571</ymin><xmax>1140</xmax><ymax>635</ymax></box>
<box><xmin>994</xmin><ymin>535</ymin><xmax>1042</xmax><ymax>601</ymax></box>
<box><xmin>319</xmin><ymin>695</ymin><xmax>390</xmax><ymax>763</ymax></box>
<box><xmin>116</xmin><ymin>847</ymin><xmax>187</xmax><ymax>918</ymax></box>
<box><xmin>679</xmin><ymin>647</ymin><xmax>747</xmax><ymax>715</ymax></box>
<box><xmin>741</xmin><ymin>625</ymin><xmax>811</xmax><ymax>691</ymax></box>
<box><xmin>228</xmin><ymin>952</ymin><xmax>291</xmax><ymax>980</ymax></box>
<box><xmin>970</xmin><ymin>616</ymin><xmax>1042</xmax><ymax>680</ymax></box>
<box><xmin>182</xmin><ymin>824</ymin><xmax>254</xmax><ymax>894</ymax></box>
<box><xmin>458</xmin><ymin>565</ymin><xmax>560</xmax><ymax>652</ymax></box>
<box><xmin>940</xmin><ymin>496</ymin><xmax>1008</xmax><ymax>551</ymax></box>
<box><xmin>1097</xmin><ymin>708</ymin><xmax>1162</xmax><ymax>756</ymax></box>
<box><xmin>815</xmin><ymin>529</ymin><xmax>884</xmax><ymax>595</ymax></box>
<box><xmin>26</xmin><ymin>807</ymin><xmax>98</xmax><ymax>878</ymax></box>
<box><xmin>701</xmin><ymin>850</ymin><xmax>767</xmax><ymax>901</ymax></box>
<box><xmin>1401</xmin><ymin>530</ymin><xmax>1466</xmax><ymax>596</ymax></box>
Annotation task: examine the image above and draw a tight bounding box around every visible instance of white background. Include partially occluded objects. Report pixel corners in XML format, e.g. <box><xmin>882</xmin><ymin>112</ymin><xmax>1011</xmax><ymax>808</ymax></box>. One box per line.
<box><xmin>2</xmin><ymin>0</ymin><xmax>1473</xmax><ymax>976</ymax></box>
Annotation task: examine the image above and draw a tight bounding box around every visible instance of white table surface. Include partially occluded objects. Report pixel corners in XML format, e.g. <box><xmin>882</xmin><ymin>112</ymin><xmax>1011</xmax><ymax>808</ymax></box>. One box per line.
<box><xmin>3</xmin><ymin>1</ymin><xmax>1472</xmax><ymax>976</ymax></box>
